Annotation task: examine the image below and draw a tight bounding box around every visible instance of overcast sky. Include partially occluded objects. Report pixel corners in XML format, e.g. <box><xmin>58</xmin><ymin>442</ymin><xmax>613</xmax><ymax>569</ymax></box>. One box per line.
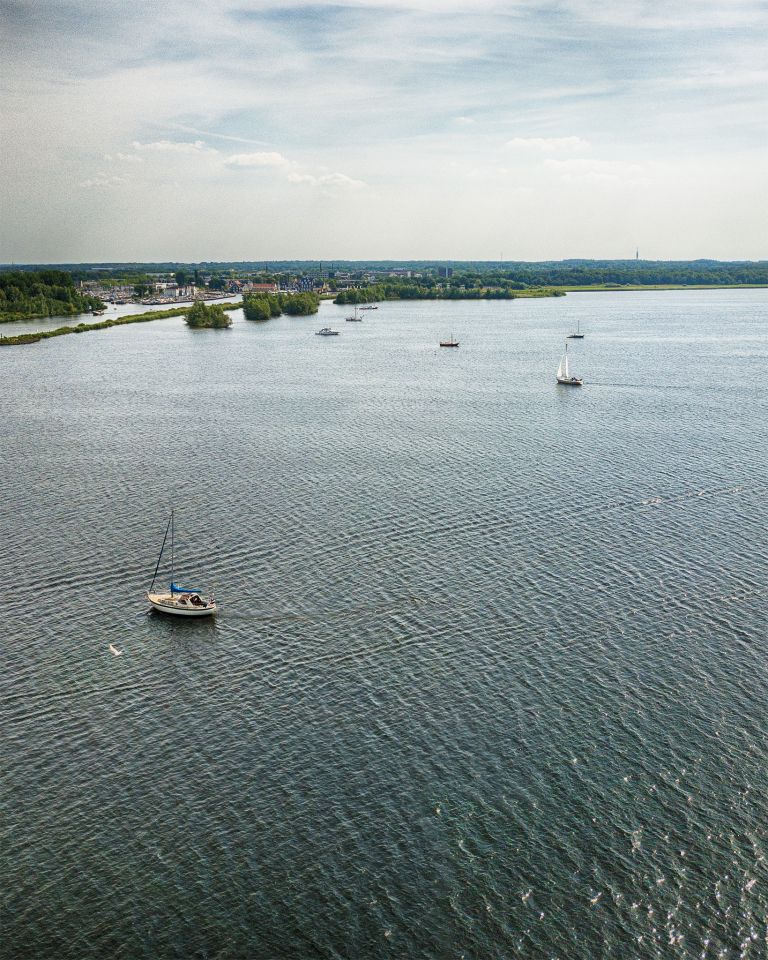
<box><xmin>2</xmin><ymin>0</ymin><xmax>766</xmax><ymax>263</ymax></box>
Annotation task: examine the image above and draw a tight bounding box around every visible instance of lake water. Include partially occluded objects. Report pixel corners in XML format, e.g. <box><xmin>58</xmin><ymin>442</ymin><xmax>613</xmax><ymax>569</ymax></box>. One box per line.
<box><xmin>2</xmin><ymin>290</ymin><xmax>767</xmax><ymax>958</ymax></box>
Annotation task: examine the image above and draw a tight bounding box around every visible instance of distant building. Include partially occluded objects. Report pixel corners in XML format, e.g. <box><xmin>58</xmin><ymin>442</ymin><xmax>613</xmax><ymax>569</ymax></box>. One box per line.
<box><xmin>438</xmin><ymin>266</ymin><xmax>453</xmax><ymax>278</ymax></box>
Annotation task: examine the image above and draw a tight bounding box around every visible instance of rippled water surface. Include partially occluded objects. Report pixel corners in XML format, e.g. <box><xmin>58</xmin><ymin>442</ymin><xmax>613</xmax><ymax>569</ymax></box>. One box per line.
<box><xmin>2</xmin><ymin>290</ymin><xmax>767</xmax><ymax>958</ymax></box>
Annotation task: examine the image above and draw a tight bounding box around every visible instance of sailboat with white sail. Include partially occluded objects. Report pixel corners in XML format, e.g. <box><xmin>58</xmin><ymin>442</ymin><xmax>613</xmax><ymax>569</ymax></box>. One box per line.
<box><xmin>556</xmin><ymin>341</ymin><xmax>582</xmax><ymax>386</ymax></box>
<box><xmin>146</xmin><ymin>511</ymin><xmax>217</xmax><ymax>616</ymax></box>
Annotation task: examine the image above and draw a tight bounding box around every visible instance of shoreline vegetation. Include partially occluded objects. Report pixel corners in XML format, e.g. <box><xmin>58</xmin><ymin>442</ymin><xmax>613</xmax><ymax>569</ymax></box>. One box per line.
<box><xmin>242</xmin><ymin>292</ymin><xmax>320</xmax><ymax>321</ymax></box>
<box><xmin>2</xmin><ymin>260</ymin><xmax>766</xmax><ymax>347</ymax></box>
<box><xmin>0</xmin><ymin>302</ymin><xmax>242</xmax><ymax>347</ymax></box>
<box><xmin>0</xmin><ymin>290</ymin><xmax>323</xmax><ymax>346</ymax></box>
<box><xmin>554</xmin><ymin>283</ymin><xmax>768</xmax><ymax>292</ymax></box>
<box><xmin>0</xmin><ymin>270</ymin><xmax>104</xmax><ymax>323</ymax></box>
<box><xmin>333</xmin><ymin>284</ymin><xmax>564</xmax><ymax>304</ymax></box>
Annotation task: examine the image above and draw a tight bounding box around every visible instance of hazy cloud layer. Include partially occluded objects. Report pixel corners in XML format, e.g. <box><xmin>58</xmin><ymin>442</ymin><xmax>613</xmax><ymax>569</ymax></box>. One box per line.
<box><xmin>1</xmin><ymin>0</ymin><xmax>766</xmax><ymax>260</ymax></box>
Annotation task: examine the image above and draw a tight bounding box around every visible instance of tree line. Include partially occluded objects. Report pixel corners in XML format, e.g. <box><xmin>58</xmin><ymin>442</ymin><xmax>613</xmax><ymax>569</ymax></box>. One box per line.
<box><xmin>334</xmin><ymin>281</ymin><xmax>564</xmax><ymax>304</ymax></box>
<box><xmin>0</xmin><ymin>270</ymin><xmax>104</xmax><ymax>322</ymax></box>
<box><xmin>242</xmin><ymin>292</ymin><xmax>320</xmax><ymax>321</ymax></box>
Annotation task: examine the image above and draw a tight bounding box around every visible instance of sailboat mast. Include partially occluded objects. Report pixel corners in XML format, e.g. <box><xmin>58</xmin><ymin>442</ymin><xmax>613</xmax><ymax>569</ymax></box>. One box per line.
<box><xmin>149</xmin><ymin>513</ymin><xmax>173</xmax><ymax>592</ymax></box>
<box><xmin>171</xmin><ymin>510</ymin><xmax>174</xmax><ymax>586</ymax></box>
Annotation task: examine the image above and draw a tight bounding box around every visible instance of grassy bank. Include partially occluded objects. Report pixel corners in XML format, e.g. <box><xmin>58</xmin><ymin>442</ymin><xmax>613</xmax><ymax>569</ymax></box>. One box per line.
<box><xmin>334</xmin><ymin>285</ymin><xmax>564</xmax><ymax>305</ymax></box>
<box><xmin>0</xmin><ymin>302</ymin><xmax>241</xmax><ymax>347</ymax></box>
<box><xmin>553</xmin><ymin>283</ymin><xmax>768</xmax><ymax>292</ymax></box>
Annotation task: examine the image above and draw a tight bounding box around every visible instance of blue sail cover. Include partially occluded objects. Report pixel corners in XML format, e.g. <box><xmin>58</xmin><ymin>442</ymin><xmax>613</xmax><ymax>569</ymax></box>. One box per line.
<box><xmin>170</xmin><ymin>582</ymin><xmax>201</xmax><ymax>594</ymax></box>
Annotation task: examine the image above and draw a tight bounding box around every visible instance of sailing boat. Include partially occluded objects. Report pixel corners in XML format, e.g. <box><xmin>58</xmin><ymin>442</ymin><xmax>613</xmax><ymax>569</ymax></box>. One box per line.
<box><xmin>567</xmin><ymin>318</ymin><xmax>585</xmax><ymax>339</ymax></box>
<box><xmin>556</xmin><ymin>341</ymin><xmax>582</xmax><ymax>386</ymax></box>
<box><xmin>146</xmin><ymin>511</ymin><xmax>217</xmax><ymax>616</ymax></box>
<box><xmin>345</xmin><ymin>305</ymin><xmax>363</xmax><ymax>321</ymax></box>
<box><xmin>439</xmin><ymin>333</ymin><xmax>459</xmax><ymax>347</ymax></box>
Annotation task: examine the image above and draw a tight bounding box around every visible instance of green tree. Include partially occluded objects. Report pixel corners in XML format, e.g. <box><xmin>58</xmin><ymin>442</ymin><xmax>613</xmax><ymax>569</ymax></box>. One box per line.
<box><xmin>185</xmin><ymin>300</ymin><xmax>232</xmax><ymax>328</ymax></box>
<box><xmin>281</xmin><ymin>293</ymin><xmax>320</xmax><ymax>315</ymax></box>
<box><xmin>243</xmin><ymin>296</ymin><xmax>271</xmax><ymax>322</ymax></box>
<box><xmin>175</xmin><ymin>270</ymin><xmax>189</xmax><ymax>286</ymax></box>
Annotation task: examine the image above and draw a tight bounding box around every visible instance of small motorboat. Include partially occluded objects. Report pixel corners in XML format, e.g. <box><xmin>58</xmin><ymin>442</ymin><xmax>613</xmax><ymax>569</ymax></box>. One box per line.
<box><xmin>556</xmin><ymin>341</ymin><xmax>583</xmax><ymax>386</ymax></box>
<box><xmin>359</xmin><ymin>305</ymin><xmax>378</xmax><ymax>310</ymax></box>
<box><xmin>316</xmin><ymin>327</ymin><xmax>339</xmax><ymax>336</ymax></box>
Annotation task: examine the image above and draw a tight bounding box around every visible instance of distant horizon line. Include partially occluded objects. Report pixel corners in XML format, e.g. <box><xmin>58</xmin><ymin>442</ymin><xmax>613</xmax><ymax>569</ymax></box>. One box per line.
<box><xmin>2</xmin><ymin>257</ymin><xmax>767</xmax><ymax>269</ymax></box>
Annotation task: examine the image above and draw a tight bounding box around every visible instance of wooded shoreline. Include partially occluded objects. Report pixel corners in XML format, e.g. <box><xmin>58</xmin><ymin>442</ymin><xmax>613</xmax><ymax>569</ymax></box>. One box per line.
<box><xmin>0</xmin><ymin>303</ymin><xmax>242</xmax><ymax>347</ymax></box>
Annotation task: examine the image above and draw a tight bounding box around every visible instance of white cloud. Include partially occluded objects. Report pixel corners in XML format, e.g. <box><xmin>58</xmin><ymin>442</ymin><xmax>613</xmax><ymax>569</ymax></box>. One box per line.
<box><xmin>544</xmin><ymin>157</ymin><xmax>650</xmax><ymax>185</ymax></box>
<box><xmin>79</xmin><ymin>174</ymin><xmax>127</xmax><ymax>189</ymax></box>
<box><xmin>224</xmin><ymin>151</ymin><xmax>292</xmax><ymax>168</ymax></box>
<box><xmin>287</xmin><ymin>172</ymin><xmax>367</xmax><ymax>190</ymax></box>
<box><xmin>505</xmin><ymin>136</ymin><xmax>591</xmax><ymax>153</ymax></box>
<box><xmin>453</xmin><ymin>116</ymin><xmax>474</xmax><ymax>124</ymax></box>
<box><xmin>104</xmin><ymin>152</ymin><xmax>144</xmax><ymax>163</ymax></box>
<box><xmin>132</xmin><ymin>139</ymin><xmax>212</xmax><ymax>154</ymax></box>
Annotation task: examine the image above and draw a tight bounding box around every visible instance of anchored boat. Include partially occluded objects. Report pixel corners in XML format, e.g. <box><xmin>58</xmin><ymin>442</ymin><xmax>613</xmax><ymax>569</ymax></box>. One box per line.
<box><xmin>556</xmin><ymin>341</ymin><xmax>582</xmax><ymax>386</ymax></box>
<box><xmin>146</xmin><ymin>511</ymin><xmax>216</xmax><ymax>616</ymax></box>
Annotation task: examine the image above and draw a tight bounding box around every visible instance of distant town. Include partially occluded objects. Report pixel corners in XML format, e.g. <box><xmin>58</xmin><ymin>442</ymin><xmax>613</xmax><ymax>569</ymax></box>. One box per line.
<box><xmin>77</xmin><ymin>266</ymin><xmax>437</xmax><ymax>306</ymax></box>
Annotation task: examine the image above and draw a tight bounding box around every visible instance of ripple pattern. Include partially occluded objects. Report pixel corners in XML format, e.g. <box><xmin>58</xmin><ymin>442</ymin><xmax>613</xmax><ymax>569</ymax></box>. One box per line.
<box><xmin>1</xmin><ymin>290</ymin><xmax>767</xmax><ymax>959</ymax></box>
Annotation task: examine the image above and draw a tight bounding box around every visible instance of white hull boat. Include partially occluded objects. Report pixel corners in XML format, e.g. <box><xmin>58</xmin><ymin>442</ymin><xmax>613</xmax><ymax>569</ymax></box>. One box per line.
<box><xmin>147</xmin><ymin>511</ymin><xmax>216</xmax><ymax>617</ymax></box>
<box><xmin>147</xmin><ymin>591</ymin><xmax>216</xmax><ymax>616</ymax></box>
<box><xmin>556</xmin><ymin>341</ymin><xmax>583</xmax><ymax>386</ymax></box>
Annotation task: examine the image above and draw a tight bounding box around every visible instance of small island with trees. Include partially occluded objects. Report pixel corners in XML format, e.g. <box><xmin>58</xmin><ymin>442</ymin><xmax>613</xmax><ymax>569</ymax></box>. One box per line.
<box><xmin>242</xmin><ymin>291</ymin><xmax>319</xmax><ymax>321</ymax></box>
<box><xmin>185</xmin><ymin>300</ymin><xmax>232</xmax><ymax>329</ymax></box>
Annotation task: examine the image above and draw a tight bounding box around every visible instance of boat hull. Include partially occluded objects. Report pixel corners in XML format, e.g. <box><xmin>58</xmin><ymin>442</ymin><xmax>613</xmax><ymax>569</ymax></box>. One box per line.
<box><xmin>439</xmin><ymin>342</ymin><xmax>459</xmax><ymax>348</ymax></box>
<box><xmin>147</xmin><ymin>592</ymin><xmax>217</xmax><ymax>616</ymax></box>
<box><xmin>566</xmin><ymin>334</ymin><xmax>584</xmax><ymax>339</ymax></box>
<box><xmin>556</xmin><ymin>376</ymin><xmax>583</xmax><ymax>386</ymax></box>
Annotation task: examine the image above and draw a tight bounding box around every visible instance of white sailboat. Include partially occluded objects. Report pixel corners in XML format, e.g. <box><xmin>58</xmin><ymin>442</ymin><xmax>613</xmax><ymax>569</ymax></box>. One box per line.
<box><xmin>556</xmin><ymin>341</ymin><xmax>582</xmax><ymax>386</ymax></box>
<box><xmin>146</xmin><ymin>511</ymin><xmax>217</xmax><ymax>616</ymax></box>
